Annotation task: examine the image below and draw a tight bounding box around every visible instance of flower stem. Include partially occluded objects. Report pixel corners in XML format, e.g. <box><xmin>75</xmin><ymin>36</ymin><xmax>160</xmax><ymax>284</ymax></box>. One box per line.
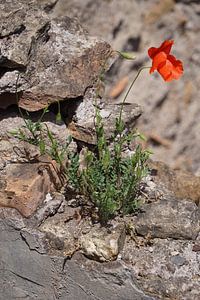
<box><xmin>118</xmin><ymin>66</ymin><xmax>151</xmax><ymax>123</ymax></box>
<box><xmin>114</xmin><ymin>66</ymin><xmax>151</xmax><ymax>184</ymax></box>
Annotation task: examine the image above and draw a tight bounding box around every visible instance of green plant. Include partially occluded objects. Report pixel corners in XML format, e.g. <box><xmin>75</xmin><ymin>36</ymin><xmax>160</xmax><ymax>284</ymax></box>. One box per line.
<box><xmin>11</xmin><ymin>101</ymin><xmax>71</xmax><ymax>177</ymax></box>
<box><xmin>67</xmin><ymin>152</ymin><xmax>80</xmax><ymax>188</ymax></box>
<box><xmin>67</xmin><ymin>54</ymin><xmax>151</xmax><ymax>224</ymax></box>
<box><xmin>10</xmin><ymin>107</ymin><xmax>48</xmax><ymax>151</ymax></box>
<box><xmin>68</xmin><ymin>104</ymin><xmax>150</xmax><ymax>224</ymax></box>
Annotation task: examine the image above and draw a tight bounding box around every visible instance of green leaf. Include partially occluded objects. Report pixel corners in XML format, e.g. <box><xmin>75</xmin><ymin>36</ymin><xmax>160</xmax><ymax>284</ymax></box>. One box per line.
<box><xmin>9</xmin><ymin>130</ymin><xmax>19</xmax><ymax>136</ymax></box>
<box><xmin>39</xmin><ymin>140</ymin><xmax>46</xmax><ymax>154</ymax></box>
<box><xmin>117</xmin><ymin>51</ymin><xmax>136</xmax><ymax>60</ymax></box>
<box><xmin>138</xmin><ymin>132</ymin><xmax>147</xmax><ymax>141</ymax></box>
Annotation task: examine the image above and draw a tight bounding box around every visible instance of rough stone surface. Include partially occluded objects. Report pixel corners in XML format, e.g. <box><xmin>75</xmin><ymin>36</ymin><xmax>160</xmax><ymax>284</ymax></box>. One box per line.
<box><xmin>0</xmin><ymin>161</ymin><xmax>200</xmax><ymax>300</ymax></box>
<box><xmin>0</xmin><ymin>215</ymin><xmax>154</xmax><ymax>300</ymax></box>
<box><xmin>31</xmin><ymin>192</ymin><xmax>64</xmax><ymax>226</ymax></box>
<box><xmin>122</xmin><ymin>237</ymin><xmax>200</xmax><ymax>300</ymax></box>
<box><xmin>66</xmin><ymin>88</ymin><xmax>142</xmax><ymax>144</ymax></box>
<box><xmin>149</xmin><ymin>160</ymin><xmax>200</xmax><ymax>205</ymax></box>
<box><xmin>0</xmin><ymin>108</ymin><xmax>68</xmax><ymax>218</ymax></box>
<box><xmin>0</xmin><ymin>161</ymin><xmax>55</xmax><ymax>217</ymax></box>
<box><xmin>39</xmin><ymin>205</ymin><xmax>82</xmax><ymax>257</ymax></box>
<box><xmin>135</xmin><ymin>197</ymin><xmax>200</xmax><ymax>240</ymax></box>
<box><xmin>1</xmin><ymin>194</ymin><xmax>200</xmax><ymax>300</ymax></box>
<box><xmin>80</xmin><ymin>224</ymin><xmax>126</xmax><ymax>262</ymax></box>
<box><xmin>0</xmin><ymin>1</ymin><xmax>113</xmax><ymax>111</ymax></box>
<box><xmin>0</xmin><ymin>218</ymin><xmax>59</xmax><ymax>300</ymax></box>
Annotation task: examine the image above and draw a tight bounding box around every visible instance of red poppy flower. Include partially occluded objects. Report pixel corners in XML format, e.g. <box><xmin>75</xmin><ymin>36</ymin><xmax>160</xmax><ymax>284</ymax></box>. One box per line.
<box><xmin>148</xmin><ymin>40</ymin><xmax>183</xmax><ymax>82</ymax></box>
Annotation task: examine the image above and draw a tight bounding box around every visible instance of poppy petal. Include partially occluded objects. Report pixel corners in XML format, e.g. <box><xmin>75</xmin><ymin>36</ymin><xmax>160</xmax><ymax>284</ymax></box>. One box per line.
<box><xmin>168</xmin><ymin>55</ymin><xmax>184</xmax><ymax>78</ymax></box>
<box><xmin>148</xmin><ymin>40</ymin><xmax>174</xmax><ymax>59</ymax></box>
<box><xmin>150</xmin><ymin>51</ymin><xmax>167</xmax><ymax>73</ymax></box>
<box><xmin>158</xmin><ymin>56</ymin><xmax>183</xmax><ymax>81</ymax></box>
<box><xmin>148</xmin><ymin>47</ymin><xmax>158</xmax><ymax>59</ymax></box>
<box><xmin>157</xmin><ymin>60</ymin><xmax>174</xmax><ymax>81</ymax></box>
<box><xmin>159</xmin><ymin>40</ymin><xmax>174</xmax><ymax>55</ymax></box>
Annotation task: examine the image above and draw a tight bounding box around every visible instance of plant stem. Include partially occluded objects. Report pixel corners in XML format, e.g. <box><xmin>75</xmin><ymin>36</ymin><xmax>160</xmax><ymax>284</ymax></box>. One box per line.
<box><xmin>118</xmin><ymin>66</ymin><xmax>151</xmax><ymax>123</ymax></box>
<box><xmin>114</xmin><ymin>66</ymin><xmax>150</xmax><ymax>186</ymax></box>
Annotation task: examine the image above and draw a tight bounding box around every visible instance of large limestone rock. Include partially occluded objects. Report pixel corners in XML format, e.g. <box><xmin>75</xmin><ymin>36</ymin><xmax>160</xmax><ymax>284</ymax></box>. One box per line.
<box><xmin>0</xmin><ymin>0</ymin><xmax>113</xmax><ymax>111</ymax></box>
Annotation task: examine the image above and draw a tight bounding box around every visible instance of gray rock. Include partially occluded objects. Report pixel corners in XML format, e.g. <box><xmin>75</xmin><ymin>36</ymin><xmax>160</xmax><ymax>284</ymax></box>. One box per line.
<box><xmin>39</xmin><ymin>205</ymin><xmax>81</xmax><ymax>257</ymax></box>
<box><xmin>122</xmin><ymin>237</ymin><xmax>200</xmax><ymax>300</ymax></box>
<box><xmin>37</xmin><ymin>0</ymin><xmax>58</xmax><ymax>12</ymax></box>
<box><xmin>60</xmin><ymin>256</ymin><xmax>155</xmax><ymax>300</ymax></box>
<box><xmin>0</xmin><ymin>219</ymin><xmax>59</xmax><ymax>300</ymax></box>
<box><xmin>0</xmin><ymin>1</ymin><xmax>113</xmax><ymax>111</ymax></box>
<box><xmin>66</xmin><ymin>87</ymin><xmax>142</xmax><ymax>144</ymax></box>
<box><xmin>135</xmin><ymin>197</ymin><xmax>200</xmax><ymax>240</ymax></box>
<box><xmin>0</xmin><ymin>216</ymin><xmax>154</xmax><ymax>300</ymax></box>
<box><xmin>31</xmin><ymin>192</ymin><xmax>64</xmax><ymax>226</ymax></box>
<box><xmin>170</xmin><ymin>254</ymin><xmax>187</xmax><ymax>267</ymax></box>
<box><xmin>0</xmin><ymin>208</ymin><xmax>26</xmax><ymax>230</ymax></box>
<box><xmin>20</xmin><ymin>228</ymin><xmax>48</xmax><ymax>254</ymax></box>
